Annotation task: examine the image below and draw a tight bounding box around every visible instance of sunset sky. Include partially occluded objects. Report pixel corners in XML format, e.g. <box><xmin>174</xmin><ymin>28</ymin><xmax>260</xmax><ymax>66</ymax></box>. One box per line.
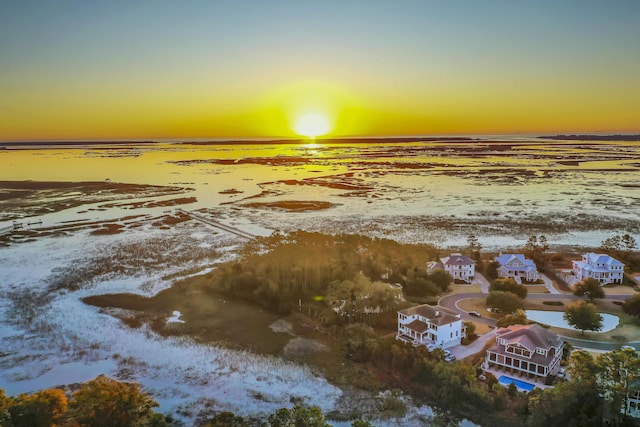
<box><xmin>1</xmin><ymin>1</ymin><xmax>639</xmax><ymax>141</ymax></box>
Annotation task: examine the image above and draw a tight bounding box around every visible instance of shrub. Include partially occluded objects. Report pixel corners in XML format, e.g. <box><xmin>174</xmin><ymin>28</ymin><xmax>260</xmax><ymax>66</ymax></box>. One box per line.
<box><xmin>543</xmin><ymin>301</ymin><xmax>564</xmax><ymax>306</ymax></box>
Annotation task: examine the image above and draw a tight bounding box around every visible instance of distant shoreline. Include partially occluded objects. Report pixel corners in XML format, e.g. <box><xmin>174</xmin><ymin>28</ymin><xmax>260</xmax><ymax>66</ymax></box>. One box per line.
<box><xmin>2</xmin><ymin>134</ymin><xmax>640</xmax><ymax>147</ymax></box>
<box><xmin>0</xmin><ymin>136</ymin><xmax>478</xmax><ymax>147</ymax></box>
<box><xmin>539</xmin><ymin>134</ymin><xmax>640</xmax><ymax>141</ymax></box>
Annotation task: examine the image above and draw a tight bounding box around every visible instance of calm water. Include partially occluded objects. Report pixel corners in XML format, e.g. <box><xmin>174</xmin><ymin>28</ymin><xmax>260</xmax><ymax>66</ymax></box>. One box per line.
<box><xmin>526</xmin><ymin>310</ymin><xmax>619</xmax><ymax>332</ymax></box>
<box><xmin>1</xmin><ymin>138</ymin><xmax>639</xmax><ymax>248</ymax></box>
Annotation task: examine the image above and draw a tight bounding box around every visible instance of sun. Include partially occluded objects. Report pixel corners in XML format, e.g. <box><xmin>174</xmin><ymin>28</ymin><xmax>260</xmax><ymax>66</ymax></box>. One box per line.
<box><xmin>294</xmin><ymin>112</ymin><xmax>331</xmax><ymax>138</ymax></box>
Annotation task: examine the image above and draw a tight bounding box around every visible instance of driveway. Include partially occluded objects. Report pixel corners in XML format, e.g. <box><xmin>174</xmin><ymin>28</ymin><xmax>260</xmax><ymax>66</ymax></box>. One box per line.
<box><xmin>474</xmin><ymin>272</ymin><xmax>491</xmax><ymax>294</ymax></box>
<box><xmin>539</xmin><ymin>273</ymin><xmax>561</xmax><ymax>294</ymax></box>
<box><xmin>448</xmin><ymin>329</ymin><xmax>497</xmax><ymax>360</ymax></box>
<box><xmin>438</xmin><ymin>292</ymin><xmax>632</xmax><ymax>352</ymax></box>
<box><xmin>438</xmin><ymin>292</ymin><xmax>497</xmax><ymax>326</ymax></box>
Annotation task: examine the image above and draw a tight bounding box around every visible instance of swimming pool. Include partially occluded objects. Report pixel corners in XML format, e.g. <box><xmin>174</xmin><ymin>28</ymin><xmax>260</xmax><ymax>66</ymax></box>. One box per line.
<box><xmin>498</xmin><ymin>375</ymin><xmax>536</xmax><ymax>392</ymax></box>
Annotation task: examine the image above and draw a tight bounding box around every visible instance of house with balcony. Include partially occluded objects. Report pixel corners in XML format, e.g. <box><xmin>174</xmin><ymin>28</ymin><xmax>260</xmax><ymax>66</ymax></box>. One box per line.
<box><xmin>483</xmin><ymin>324</ymin><xmax>564</xmax><ymax>381</ymax></box>
<box><xmin>428</xmin><ymin>253</ymin><xmax>475</xmax><ymax>284</ymax></box>
<box><xmin>572</xmin><ymin>253</ymin><xmax>625</xmax><ymax>285</ymax></box>
<box><xmin>494</xmin><ymin>253</ymin><xmax>538</xmax><ymax>283</ymax></box>
<box><xmin>396</xmin><ymin>304</ymin><xmax>465</xmax><ymax>349</ymax></box>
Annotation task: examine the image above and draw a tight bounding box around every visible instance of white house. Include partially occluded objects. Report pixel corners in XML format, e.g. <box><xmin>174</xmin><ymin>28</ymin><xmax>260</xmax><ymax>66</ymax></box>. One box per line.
<box><xmin>494</xmin><ymin>253</ymin><xmax>538</xmax><ymax>283</ymax></box>
<box><xmin>428</xmin><ymin>253</ymin><xmax>475</xmax><ymax>284</ymax></box>
<box><xmin>483</xmin><ymin>324</ymin><xmax>564</xmax><ymax>381</ymax></box>
<box><xmin>396</xmin><ymin>304</ymin><xmax>466</xmax><ymax>349</ymax></box>
<box><xmin>627</xmin><ymin>380</ymin><xmax>640</xmax><ymax>418</ymax></box>
<box><xmin>572</xmin><ymin>253</ymin><xmax>625</xmax><ymax>285</ymax></box>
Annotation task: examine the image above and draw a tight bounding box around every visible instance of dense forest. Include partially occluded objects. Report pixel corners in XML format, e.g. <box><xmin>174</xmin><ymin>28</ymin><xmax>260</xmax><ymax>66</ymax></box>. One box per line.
<box><xmin>202</xmin><ymin>231</ymin><xmax>442</xmax><ymax>316</ymax></box>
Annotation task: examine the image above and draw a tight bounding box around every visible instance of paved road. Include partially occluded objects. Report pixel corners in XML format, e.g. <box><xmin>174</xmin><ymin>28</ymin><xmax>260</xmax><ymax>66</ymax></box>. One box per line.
<box><xmin>438</xmin><ymin>292</ymin><xmax>634</xmax><ymax>351</ymax></box>
<box><xmin>564</xmin><ymin>337</ymin><xmax>640</xmax><ymax>352</ymax></box>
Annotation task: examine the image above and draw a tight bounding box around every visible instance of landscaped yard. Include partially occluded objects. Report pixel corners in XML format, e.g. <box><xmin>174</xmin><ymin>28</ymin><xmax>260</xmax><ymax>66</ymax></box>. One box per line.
<box><xmin>448</xmin><ymin>282</ymin><xmax>482</xmax><ymax>295</ymax></box>
<box><xmin>472</xmin><ymin>322</ymin><xmax>494</xmax><ymax>335</ymax></box>
<box><xmin>453</xmin><ymin>294</ymin><xmax>640</xmax><ymax>343</ymax></box>
<box><xmin>456</xmin><ymin>297</ymin><xmax>501</xmax><ymax>321</ymax></box>
<box><xmin>602</xmin><ymin>285</ymin><xmax>637</xmax><ymax>296</ymax></box>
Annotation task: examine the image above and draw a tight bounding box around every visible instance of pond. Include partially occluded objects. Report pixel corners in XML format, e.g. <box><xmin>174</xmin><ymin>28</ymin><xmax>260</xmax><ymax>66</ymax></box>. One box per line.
<box><xmin>525</xmin><ymin>310</ymin><xmax>619</xmax><ymax>333</ymax></box>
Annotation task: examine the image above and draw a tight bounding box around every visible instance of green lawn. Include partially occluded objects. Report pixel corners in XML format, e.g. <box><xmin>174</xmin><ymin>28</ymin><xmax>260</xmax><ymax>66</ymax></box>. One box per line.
<box><xmin>455</xmin><ymin>294</ymin><xmax>640</xmax><ymax>343</ymax></box>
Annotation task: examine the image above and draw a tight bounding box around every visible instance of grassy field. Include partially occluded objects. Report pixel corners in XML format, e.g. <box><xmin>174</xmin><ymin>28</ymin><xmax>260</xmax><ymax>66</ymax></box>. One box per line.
<box><xmin>472</xmin><ymin>322</ymin><xmax>494</xmax><ymax>335</ymax></box>
<box><xmin>602</xmin><ymin>285</ymin><xmax>637</xmax><ymax>296</ymax></box>
<box><xmin>456</xmin><ymin>298</ymin><xmax>501</xmax><ymax>321</ymax></box>
<box><xmin>84</xmin><ymin>286</ymin><xmax>293</xmax><ymax>354</ymax></box>
<box><xmin>448</xmin><ymin>283</ymin><xmax>482</xmax><ymax>294</ymax></box>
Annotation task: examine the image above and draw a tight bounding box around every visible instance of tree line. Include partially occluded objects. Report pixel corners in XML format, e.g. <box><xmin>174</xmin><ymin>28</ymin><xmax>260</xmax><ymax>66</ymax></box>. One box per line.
<box><xmin>0</xmin><ymin>375</ymin><xmax>169</xmax><ymax>427</ymax></box>
<box><xmin>527</xmin><ymin>348</ymin><xmax>640</xmax><ymax>426</ymax></box>
<box><xmin>202</xmin><ymin>231</ymin><xmax>440</xmax><ymax>316</ymax></box>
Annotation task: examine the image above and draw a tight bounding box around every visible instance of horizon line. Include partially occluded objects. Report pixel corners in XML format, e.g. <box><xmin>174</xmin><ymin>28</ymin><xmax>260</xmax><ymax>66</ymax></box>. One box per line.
<box><xmin>2</xmin><ymin>132</ymin><xmax>640</xmax><ymax>145</ymax></box>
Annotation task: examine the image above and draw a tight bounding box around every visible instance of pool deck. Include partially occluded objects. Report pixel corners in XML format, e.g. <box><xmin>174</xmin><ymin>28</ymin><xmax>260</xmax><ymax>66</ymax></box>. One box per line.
<box><xmin>482</xmin><ymin>366</ymin><xmax>554</xmax><ymax>390</ymax></box>
<box><xmin>498</xmin><ymin>375</ymin><xmax>535</xmax><ymax>391</ymax></box>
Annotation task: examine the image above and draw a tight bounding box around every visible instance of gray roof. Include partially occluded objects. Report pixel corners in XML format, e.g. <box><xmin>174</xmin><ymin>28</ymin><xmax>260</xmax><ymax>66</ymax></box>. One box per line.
<box><xmin>583</xmin><ymin>252</ymin><xmax>624</xmax><ymax>267</ymax></box>
<box><xmin>441</xmin><ymin>253</ymin><xmax>475</xmax><ymax>266</ymax></box>
<box><xmin>398</xmin><ymin>304</ymin><xmax>461</xmax><ymax>326</ymax></box>
<box><xmin>496</xmin><ymin>324</ymin><xmax>563</xmax><ymax>351</ymax></box>
<box><xmin>495</xmin><ymin>253</ymin><xmax>534</xmax><ymax>267</ymax></box>
<box><xmin>427</xmin><ymin>261</ymin><xmax>445</xmax><ymax>271</ymax></box>
<box><xmin>487</xmin><ymin>324</ymin><xmax>564</xmax><ymax>367</ymax></box>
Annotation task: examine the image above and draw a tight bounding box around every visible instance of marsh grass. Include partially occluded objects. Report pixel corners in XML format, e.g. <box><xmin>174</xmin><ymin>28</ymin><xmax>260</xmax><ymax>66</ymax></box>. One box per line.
<box><xmin>47</xmin><ymin>236</ymin><xmax>218</xmax><ymax>292</ymax></box>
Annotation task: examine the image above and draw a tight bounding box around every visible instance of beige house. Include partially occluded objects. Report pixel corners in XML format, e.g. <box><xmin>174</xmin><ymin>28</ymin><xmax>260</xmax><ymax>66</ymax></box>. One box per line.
<box><xmin>483</xmin><ymin>324</ymin><xmax>564</xmax><ymax>380</ymax></box>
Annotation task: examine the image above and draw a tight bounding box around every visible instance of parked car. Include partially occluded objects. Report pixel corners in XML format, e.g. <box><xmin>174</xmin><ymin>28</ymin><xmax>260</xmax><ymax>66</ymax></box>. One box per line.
<box><xmin>445</xmin><ymin>354</ymin><xmax>456</xmax><ymax>362</ymax></box>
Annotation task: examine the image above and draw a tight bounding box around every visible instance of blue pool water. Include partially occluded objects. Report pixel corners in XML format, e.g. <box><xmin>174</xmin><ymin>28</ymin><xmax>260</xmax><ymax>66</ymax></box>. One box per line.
<box><xmin>498</xmin><ymin>375</ymin><xmax>536</xmax><ymax>392</ymax></box>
